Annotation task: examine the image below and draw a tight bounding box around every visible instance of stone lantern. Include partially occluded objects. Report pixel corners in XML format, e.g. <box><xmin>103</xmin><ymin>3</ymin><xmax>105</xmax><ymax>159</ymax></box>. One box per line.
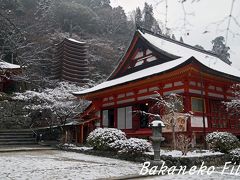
<box><xmin>149</xmin><ymin>118</ymin><xmax>165</xmax><ymax>161</ymax></box>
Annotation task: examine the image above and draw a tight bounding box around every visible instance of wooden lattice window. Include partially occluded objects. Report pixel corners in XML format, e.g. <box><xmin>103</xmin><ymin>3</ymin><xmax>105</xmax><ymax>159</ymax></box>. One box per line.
<box><xmin>191</xmin><ymin>97</ymin><xmax>205</xmax><ymax>113</ymax></box>
<box><xmin>209</xmin><ymin>100</ymin><xmax>228</xmax><ymax>128</ymax></box>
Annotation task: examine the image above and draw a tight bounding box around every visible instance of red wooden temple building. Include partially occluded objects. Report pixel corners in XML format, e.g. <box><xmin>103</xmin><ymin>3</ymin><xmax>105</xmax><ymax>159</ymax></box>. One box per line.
<box><xmin>0</xmin><ymin>60</ymin><xmax>21</xmax><ymax>92</ymax></box>
<box><xmin>74</xmin><ymin>28</ymin><xmax>240</xmax><ymax>145</ymax></box>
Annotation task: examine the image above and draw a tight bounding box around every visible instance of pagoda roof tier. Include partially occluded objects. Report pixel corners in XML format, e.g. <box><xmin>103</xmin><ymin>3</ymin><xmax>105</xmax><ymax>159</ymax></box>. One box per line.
<box><xmin>62</xmin><ymin>62</ymin><xmax>89</xmax><ymax>71</ymax></box>
<box><xmin>62</xmin><ymin>74</ymin><xmax>89</xmax><ymax>84</ymax></box>
<box><xmin>63</xmin><ymin>51</ymin><xmax>87</xmax><ymax>60</ymax></box>
<box><xmin>62</xmin><ymin>66</ymin><xmax>89</xmax><ymax>75</ymax></box>
<box><xmin>66</xmin><ymin>38</ymin><xmax>86</xmax><ymax>44</ymax></box>
<box><xmin>62</xmin><ymin>59</ymin><xmax>88</xmax><ymax>67</ymax></box>
<box><xmin>63</xmin><ymin>54</ymin><xmax>88</xmax><ymax>62</ymax></box>
<box><xmin>56</xmin><ymin>39</ymin><xmax>88</xmax><ymax>50</ymax></box>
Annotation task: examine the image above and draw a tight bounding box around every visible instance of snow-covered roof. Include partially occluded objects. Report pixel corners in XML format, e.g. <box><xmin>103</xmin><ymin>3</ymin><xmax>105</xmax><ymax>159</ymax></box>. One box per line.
<box><xmin>65</xmin><ymin>120</ymin><xmax>81</xmax><ymax>126</ymax></box>
<box><xmin>73</xmin><ymin>30</ymin><xmax>240</xmax><ymax>96</ymax></box>
<box><xmin>138</xmin><ymin>30</ymin><xmax>240</xmax><ymax>77</ymax></box>
<box><xmin>0</xmin><ymin>60</ymin><xmax>21</xmax><ymax>69</ymax></box>
<box><xmin>139</xmin><ymin>30</ymin><xmax>216</xmax><ymax>61</ymax></box>
<box><xmin>74</xmin><ymin>57</ymin><xmax>185</xmax><ymax>95</ymax></box>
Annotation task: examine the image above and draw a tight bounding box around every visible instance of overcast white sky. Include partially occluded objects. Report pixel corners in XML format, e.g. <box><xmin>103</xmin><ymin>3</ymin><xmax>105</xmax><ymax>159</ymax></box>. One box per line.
<box><xmin>111</xmin><ymin>0</ymin><xmax>240</xmax><ymax>69</ymax></box>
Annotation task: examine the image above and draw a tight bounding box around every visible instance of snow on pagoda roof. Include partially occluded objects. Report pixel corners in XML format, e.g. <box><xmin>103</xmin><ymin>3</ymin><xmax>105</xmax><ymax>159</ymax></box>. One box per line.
<box><xmin>73</xmin><ymin>30</ymin><xmax>240</xmax><ymax>96</ymax></box>
<box><xmin>0</xmin><ymin>60</ymin><xmax>21</xmax><ymax>69</ymax></box>
<box><xmin>67</xmin><ymin>38</ymin><xmax>86</xmax><ymax>44</ymax></box>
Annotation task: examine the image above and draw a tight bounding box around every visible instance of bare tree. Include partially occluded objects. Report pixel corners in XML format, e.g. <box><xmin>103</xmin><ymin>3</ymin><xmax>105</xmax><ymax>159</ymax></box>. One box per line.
<box><xmin>137</xmin><ymin>92</ymin><xmax>190</xmax><ymax>149</ymax></box>
<box><xmin>0</xmin><ymin>2</ymin><xmax>56</xmax><ymax>87</ymax></box>
<box><xmin>176</xmin><ymin>134</ymin><xmax>191</xmax><ymax>155</ymax></box>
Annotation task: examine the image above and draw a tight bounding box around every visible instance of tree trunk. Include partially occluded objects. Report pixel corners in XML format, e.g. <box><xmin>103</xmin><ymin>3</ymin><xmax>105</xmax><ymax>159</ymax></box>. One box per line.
<box><xmin>172</xmin><ymin>122</ymin><xmax>176</xmax><ymax>149</ymax></box>
<box><xmin>171</xmin><ymin>113</ymin><xmax>176</xmax><ymax>150</ymax></box>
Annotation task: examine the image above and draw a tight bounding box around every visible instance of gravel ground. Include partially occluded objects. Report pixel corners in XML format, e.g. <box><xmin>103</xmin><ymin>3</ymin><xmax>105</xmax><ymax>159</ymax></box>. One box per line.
<box><xmin>1</xmin><ymin>150</ymin><xmax>239</xmax><ymax>180</ymax></box>
<box><xmin>141</xmin><ymin>172</ymin><xmax>240</xmax><ymax>180</ymax></box>
<box><xmin>0</xmin><ymin>150</ymin><xmax>141</xmax><ymax>180</ymax></box>
<box><xmin>138</xmin><ymin>164</ymin><xmax>240</xmax><ymax>180</ymax></box>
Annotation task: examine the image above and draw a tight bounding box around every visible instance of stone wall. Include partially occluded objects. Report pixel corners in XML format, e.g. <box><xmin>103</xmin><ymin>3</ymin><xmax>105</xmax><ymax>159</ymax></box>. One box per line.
<box><xmin>160</xmin><ymin>154</ymin><xmax>232</xmax><ymax>167</ymax></box>
<box><xmin>0</xmin><ymin>100</ymin><xmax>32</xmax><ymax>129</ymax></box>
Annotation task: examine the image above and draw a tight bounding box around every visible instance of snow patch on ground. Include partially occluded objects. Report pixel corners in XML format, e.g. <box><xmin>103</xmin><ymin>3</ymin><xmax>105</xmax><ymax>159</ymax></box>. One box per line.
<box><xmin>63</xmin><ymin>144</ymin><xmax>93</xmax><ymax>151</ymax></box>
<box><xmin>145</xmin><ymin>171</ymin><xmax>240</xmax><ymax>180</ymax></box>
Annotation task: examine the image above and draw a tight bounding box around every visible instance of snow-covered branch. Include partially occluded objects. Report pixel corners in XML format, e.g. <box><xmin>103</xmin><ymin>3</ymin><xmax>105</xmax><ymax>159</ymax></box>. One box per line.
<box><xmin>13</xmin><ymin>81</ymin><xmax>89</xmax><ymax>126</ymax></box>
<box><xmin>224</xmin><ymin>84</ymin><xmax>240</xmax><ymax>114</ymax></box>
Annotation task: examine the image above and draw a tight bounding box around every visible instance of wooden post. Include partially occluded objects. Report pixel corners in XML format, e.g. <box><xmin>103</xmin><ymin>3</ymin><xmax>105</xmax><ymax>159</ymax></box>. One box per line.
<box><xmin>200</xmin><ymin>69</ymin><xmax>207</xmax><ymax>149</ymax></box>
<box><xmin>75</xmin><ymin>126</ymin><xmax>78</xmax><ymax>144</ymax></box>
<box><xmin>80</xmin><ymin>125</ymin><xmax>84</xmax><ymax>144</ymax></box>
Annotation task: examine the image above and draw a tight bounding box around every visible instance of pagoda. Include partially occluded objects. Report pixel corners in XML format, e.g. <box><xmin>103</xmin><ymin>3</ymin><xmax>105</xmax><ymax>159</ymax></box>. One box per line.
<box><xmin>52</xmin><ymin>38</ymin><xmax>89</xmax><ymax>85</ymax></box>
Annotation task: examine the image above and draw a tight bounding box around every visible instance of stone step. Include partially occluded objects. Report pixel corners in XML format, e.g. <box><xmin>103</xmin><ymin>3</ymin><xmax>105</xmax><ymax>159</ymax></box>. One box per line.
<box><xmin>0</xmin><ymin>141</ymin><xmax>38</xmax><ymax>146</ymax></box>
<box><xmin>0</xmin><ymin>129</ymin><xmax>34</xmax><ymax>136</ymax></box>
<box><xmin>0</xmin><ymin>138</ymin><xmax>36</xmax><ymax>142</ymax></box>
<box><xmin>0</xmin><ymin>133</ymin><xmax>34</xmax><ymax>136</ymax></box>
<box><xmin>0</xmin><ymin>129</ymin><xmax>37</xmax><ymax>146</ymax></box>
<box><xmin>0</xmin><ymin>131</ymin><xmax>33</xmax><ymax>133</ymax></box>
<box><xmin>0</xmin><ymin>129</ymin><xmax>32</xmax><ymax>131</ymax></box>
<box><xmin>0</xmin><ymin>145</ymin><xmax>57</xmax><ymax>152</ymax></box>
<box><xmin>0</xmin><ymin>135</ymin><xmax>34</xmax><ymax>139</ymax></box>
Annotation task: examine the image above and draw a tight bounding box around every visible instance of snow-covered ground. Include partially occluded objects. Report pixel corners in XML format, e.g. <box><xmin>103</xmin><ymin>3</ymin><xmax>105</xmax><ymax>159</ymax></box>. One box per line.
<box><xmin>0</xmin><ymin>150</ymin><xmax>141</xmax><ymax>180</ymax></box>
<box><xmin>142</xmin><ymin>172</ymin><xmax>240</xmax><ymax>180</ymax></box>
<box><xmin>1</xmin><ymin>149</ymin><xmax>238</xmax><ymax>180</ymax></box>
<box><xmin>145</xmin><ymin>149</ymin><xmax>223</xmax><ymax>157</ymax></box>
<box><xmin>142</xmin><ymin>165</ymin><xmax>240</xmax><ymax>180</ymax></box>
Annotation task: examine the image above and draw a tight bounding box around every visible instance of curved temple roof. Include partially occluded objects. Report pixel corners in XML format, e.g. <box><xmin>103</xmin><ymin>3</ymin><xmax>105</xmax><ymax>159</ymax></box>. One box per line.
<box><xmin>73</xmin><ymin>30</ymin><xmax>240</xmax><ymax>96</ymax></box>
<box><xmin>0</xmin><ymin>60</ymin><xmax>21</xmax><ymax>69</ymax></box>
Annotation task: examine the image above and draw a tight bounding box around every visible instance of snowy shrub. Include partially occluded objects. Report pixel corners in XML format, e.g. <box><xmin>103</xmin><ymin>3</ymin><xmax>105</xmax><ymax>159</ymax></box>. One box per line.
<box><xmin>109</xmin><ymin>139</ymin><xmax>126</xmax><ymax>150</ymax></box>
<box><xmin>206</xmin><ymin>132</ymin><xmax>240</xmax><ymax>153</ymax></box>
<box><xmin>109</xmin><ymin>138</ymin><xmax>152</xmax><ymax>155</ymax></box>
<box><xmin>0</xmin><ymin>92</ymin><xmax>10</xmax><ymax>101</ymax></box>
<box><xmin>86</xmin><ymin>128</ymin><xmax>127</xmax><ymax>150</ymax></box>
<box><xmin>230</xmin><ymin>148</ymin><xmax>240</xmax><ymax>163</ymax></box>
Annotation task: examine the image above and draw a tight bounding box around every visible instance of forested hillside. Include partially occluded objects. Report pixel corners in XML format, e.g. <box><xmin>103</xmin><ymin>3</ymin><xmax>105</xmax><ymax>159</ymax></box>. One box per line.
<box><xmin>0</xmin><ymin>0</ymin><xmax>231</xmax><ymax>89</ymax></box>
<box><xmin>0</xmin><ymin>0</ymin><xmax>164</xmax><ymax>87</ymax></box>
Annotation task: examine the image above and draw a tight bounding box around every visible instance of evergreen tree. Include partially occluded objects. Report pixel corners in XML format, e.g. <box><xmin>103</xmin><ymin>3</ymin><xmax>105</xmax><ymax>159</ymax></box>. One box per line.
<box><xmin>180</xmin><ymin>36</ymin><xmax>184</xmax><ymax>42</ymax></box>
<box><xmin>79</xmin><ymin>0</ymin><xmax>111</xmax><ymax>9</ymax></box>
<box><xmin>194</xmin><ymin>45</ymin><xmax>204</xmax><ymax>50</ymax></box>
<box><xmin>142</xmin><ymin>2</ymin><xmax>154</xmax><ymax>30</ymax></box>
<box><xmin>211</xmin><ymin>36</ymin><xmax>231</xmax><ymax>65</ymax></box>
<box><xmin>165</xmin><ymin>28</ymin><xmax>171</xmax><ymax>38</ymax></box>
<box><xmin>0</xmin><ymin>0</ymin><xmax>22</xmax><ymax>12</ymax></box>
<box><xmin>134</xmin><ymin>7</ymin><xmax>142</xmax><ymax>27</ymax></box>
<box><xmin>54</xmin><ymin>1</ymin><xmax>98</xmax><ymax>33</ymax></box>
<box><xmin>171</xmin><ymin>34</ymin><xmax>176</xmax><ymax>40</ymax></box>
<box><xmin>152</xmin><ymin>19</ymin><xmax>162</xmax><ymax>34</ymax></box>
<box><xmin>102</xmin><ymin>6</ymin><xmax>128</xmax><ymax>35</ymax></box>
